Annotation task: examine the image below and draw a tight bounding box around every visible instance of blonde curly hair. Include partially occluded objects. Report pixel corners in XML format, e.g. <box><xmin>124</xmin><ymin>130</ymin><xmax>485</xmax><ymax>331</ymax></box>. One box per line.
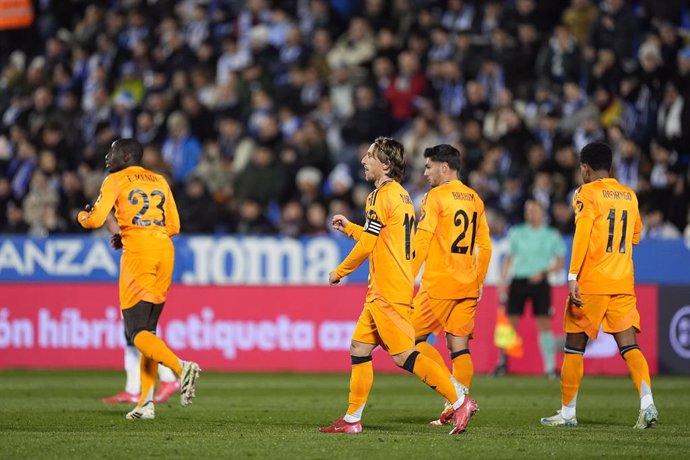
<box><xmin>372</xmin><ymin>136</ymin><xmax>406</xmax><ymax>183</ymax></box>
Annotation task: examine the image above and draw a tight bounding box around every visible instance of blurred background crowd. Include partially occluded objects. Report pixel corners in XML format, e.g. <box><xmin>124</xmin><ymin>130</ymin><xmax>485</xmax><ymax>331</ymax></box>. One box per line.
<box><xmin>1</xmin><ymin>0</ymin><xmax>689</xmax><ymax>242</ymax></box>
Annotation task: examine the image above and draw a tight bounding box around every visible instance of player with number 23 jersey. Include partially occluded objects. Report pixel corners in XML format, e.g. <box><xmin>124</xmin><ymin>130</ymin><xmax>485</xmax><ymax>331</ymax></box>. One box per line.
<box><xmin>78</xmin><ymin>157</ymin><xmax>180</xmax><ymax>310</ymax></box>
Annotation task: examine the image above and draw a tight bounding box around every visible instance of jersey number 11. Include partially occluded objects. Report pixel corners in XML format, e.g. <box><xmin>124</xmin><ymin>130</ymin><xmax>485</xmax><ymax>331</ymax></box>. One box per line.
<box><xmin>606</xmin><ymin>208</ymin><xmax>627</xmax><ymax>254</ymax></box>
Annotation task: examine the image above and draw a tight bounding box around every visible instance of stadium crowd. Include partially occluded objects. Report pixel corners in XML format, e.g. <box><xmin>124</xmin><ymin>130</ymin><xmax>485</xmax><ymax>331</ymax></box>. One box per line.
<box><xmin>1</xmin><ymin>0</ymin><xmax>689</xmax><ymax>241</ymax></box>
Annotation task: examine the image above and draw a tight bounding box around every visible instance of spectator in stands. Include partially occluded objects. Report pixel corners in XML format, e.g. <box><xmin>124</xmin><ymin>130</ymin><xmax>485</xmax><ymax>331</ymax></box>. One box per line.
<box><xmin>327</xmin><ymin>17</ymin><xmax>375</xmax><ymax>71</ymax></box>
<box><xmin>22</xmin><ymin>170</ymin><xmax>59</xmax><ymax>233</ymax></box>
<box><xmin>657</xmin><ymin>82</ymin><xmax>690</xmax><ymax>155</ymax></box>
<box><xmin>341</xmin><ymin>85</ymin><xmax>391</xmax><ymax>147</ymax></box>
<box><xmin>0</xmin><ymin>177</ymin><xmax>11</xmax><ymax>228</ymax></box>
<box><xmin>0</xmin><ymin>0</ymin><xmax>687</xmax><ymax>240</ymax></box>
<box><xmin>536</xmin><ymin>24</ymin><xmax>581</xmax><ymax>85</ymax></box>
<box><xmin>161</xmin><ymin>111</ymin><xmax>202</xmax><ymax>184</ymax></box>
<box><xmin>7</xmin><ymin>139</ymin><xmax>37</xmax><ymax>200</ymax></box>
<box><xmin>561</xmin><ymin>0</ymin><xmax>598</xmax><ymax>46</ymax></box>
<box><xmin>587</xmin><ymin>0</ymin><xmax>638</xmax><ymax>62</ymax></box>
<box><xmin>58</xmin><ymin>170</ymin><xmax>87</xmax><ymax>233</ymax></box>
<box><xmin>641</xmin><ymin>205</ymin><xmax>682</xmax><ymax>239</ymax></box>
<box><xmin>1</xmin><ymin>200</ymin><xmax>29</xmax><ymax>234</ymax></box>
<box><xmin>178</xmin><ymin>176</ymin><xmax>217</xmax><ymax>234</ymax></box>
<box><xmin>278</xmin><ymin>200</ymin><xmax>305</xmax><ymax>238</ymax></box>
<box><xmin>234</xmin><ymin>145</ymin><xmax>287</xmax><ymax>206</ymax></box>
<box><xmin>235</xmin><ymin>199</ymin><xmax>275</xmax><ymax>235</ymax></box>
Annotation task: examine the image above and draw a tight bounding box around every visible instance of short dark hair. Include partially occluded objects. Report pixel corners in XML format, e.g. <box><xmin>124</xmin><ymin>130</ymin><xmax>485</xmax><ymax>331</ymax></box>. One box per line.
<box><xmin>423</xmin><ymin>144</ymin><xmax>462</xmax><ymax>171</ymax></box>
<box><xmin>579</xmin><ymin>142</ymin><xmax>612</xmax><ymax>171</ymax></box>
<box><xmin>372</xmin><ymin>137</ymin><xmax>406</xmax><ymax>182</ymax></box>
<box><xmin>113</xmin><ymin>138</ymin><xmax>144</xmax><ymax>164</ymax></box>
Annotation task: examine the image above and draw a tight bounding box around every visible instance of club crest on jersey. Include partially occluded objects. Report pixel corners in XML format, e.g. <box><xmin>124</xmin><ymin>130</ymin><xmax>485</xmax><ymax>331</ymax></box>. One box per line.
<box><xmin>575</xmin><ymin>200</ymin><xmax>583</xmax><ymax>213</ymax></box>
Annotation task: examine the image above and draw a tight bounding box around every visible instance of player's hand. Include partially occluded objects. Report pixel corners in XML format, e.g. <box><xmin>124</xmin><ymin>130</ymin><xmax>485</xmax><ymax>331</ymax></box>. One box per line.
<box><xmin>478</xmin><ymin>285</ymin><xmax>483</xmax><ymax>302</ymax></box>
<box><xmin>568</xmin><ymin>279</ymin><xmax>583</xmax><ymax>307</ymax></box>
<box><xmin>77</xmin><ymin>204</ymin><xmax>92</xmax><ymax>223</ymax></box>
<box><xmin>328</xmin><ymin>271</ymin><xmax>341</xmax><ymax>285</ymax></box>
<box><xmin>110</xmin><ymin>233</ymin><xmax>123</xmax><ymax>250</ymax></box>
<box><xmin>528</xmin><ymin>271</ymin><xmax>544</xmax><ymax>284</ymax></box>
<box><xmin>331</xmin><ymin>214</ymin><xmax>350</xmax><ymax>233</ymax></box>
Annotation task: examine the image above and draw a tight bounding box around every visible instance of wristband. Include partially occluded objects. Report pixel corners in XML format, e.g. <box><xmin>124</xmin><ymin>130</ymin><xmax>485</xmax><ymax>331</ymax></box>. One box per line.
<box><xmin>567</xmin><ymin>273</ymin><xmax>578</xmax><ymax>281</ymax></box>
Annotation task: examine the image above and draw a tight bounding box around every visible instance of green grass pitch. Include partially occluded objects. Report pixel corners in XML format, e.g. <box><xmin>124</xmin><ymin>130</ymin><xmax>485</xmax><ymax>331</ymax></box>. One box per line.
<box><xmin>1</xmin><ymin>370</ymin><xmax>689</xmax><ymax>459</ymax></box>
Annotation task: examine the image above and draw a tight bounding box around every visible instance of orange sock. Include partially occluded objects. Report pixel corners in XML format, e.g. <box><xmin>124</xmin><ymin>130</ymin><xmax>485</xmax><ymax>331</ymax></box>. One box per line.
<box><xmin>346</xmin><ymin>357</ymin><xmax>374</xmax><ymax>418</ymax></box>
<box><xmin>561</xmin><ymin>350</ymin><xmax>584</xmax><ymax>408</ymax></box>
<box><xmin>416</xmin><ymin>341</ymin><xmax>450</xmax><ymax>378</ymax></box>
<box><xmin>404</xmin><ymin>351</ymin><xmax>458</xmax><ymax>404</ymax></box>
<box><xmin>138</xmin><ymin>355</ymin><xmax>158</xmax><ymax>407</ymax></box>
<box><xmin>133</xmin><ymin>331</ymin><xmax>183</xmax><ymax>376</ymax></box>
<box><xmin>451</xmin><ymin>349</ymin><xmax>474</xmax><ymax>390</ymax></box>
<box><xmin>621</xmin><ymin>346</ymin><xmax>652</xmax><ymax>398</ymax></box>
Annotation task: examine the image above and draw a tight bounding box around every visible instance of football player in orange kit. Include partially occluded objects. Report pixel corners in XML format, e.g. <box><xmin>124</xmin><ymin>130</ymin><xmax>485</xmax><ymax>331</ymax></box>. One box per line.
<box><xmin>319</xmin><ymin>137</ymin><xmax>477</xmax><ymax>435</ymax></box>
<box><xmin>541</xmin><ymin>142</ymin><xmax>657</xmax><ymax>429</ymax></box>
<box><xmin>78</xmin><ymin>138</ymin><xmax>200</xmax><ymax>420</ymax></box>
<box><xmin>411</xmin><ymin>144</ymin><xmax>492</xmax><ymax>426</ymax></box>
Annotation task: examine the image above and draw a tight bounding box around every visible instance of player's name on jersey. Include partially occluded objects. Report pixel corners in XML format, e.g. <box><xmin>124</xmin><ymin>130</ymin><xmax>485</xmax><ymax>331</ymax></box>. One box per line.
<box><xmin>125</xmin><ymin>173</ymin><xmax>159</xmax><ymax>183</ymax></box>
<box><xmin>452</xmin><ymin>192</ymin><xmax>475</xmax><ymax>201</ymax></box>
<box><xmin>601</xmin><ymin>190</ymin><xmax>633</xmax><ymax>201</ymax></box>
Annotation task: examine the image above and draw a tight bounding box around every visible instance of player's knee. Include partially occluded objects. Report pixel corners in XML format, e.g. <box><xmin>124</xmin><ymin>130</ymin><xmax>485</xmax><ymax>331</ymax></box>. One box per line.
<box><xmin>450</xmin><ymin>349</ymin><xmax>470</xmax><ymax>360</ymax></box>
<box><xmin>128</xmin><ymin>327</ymin><xmax>149</xmax><ymax>344</ymax></box>
<box><xmin>564</xmin><ymin>333</ymin><xmax>588</xmax><ymax>350</ymax></box>
<box><xmin>446</xmin><ymin>334</ymin><xmax>470</xmax><ymax>350</ymax></box>
<box><xmin>619</xmin><ymin>343</ymin><xmax>640</xmax><ymax>358</ymax></box>
<box><xmin>349</xmin><ymin>341</ymin><xmax>374</xmax><ymax>356</ymax></box>
<box><xmin>395</xmin><ymin>350</ymin><xmax>419</xmax><ymax>372</ymax></box>
<box><xmin>350</xmin><ymin>355</ymin><xmax>372</xmax><ymax>365</ymax></box>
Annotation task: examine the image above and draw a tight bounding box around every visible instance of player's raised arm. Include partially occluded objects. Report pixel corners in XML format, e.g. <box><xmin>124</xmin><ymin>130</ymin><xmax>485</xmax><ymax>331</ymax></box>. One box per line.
<box><xmin>78</xmin><ymin>176</ymin><xmax>118</xmax><ymax>229</ymax></box>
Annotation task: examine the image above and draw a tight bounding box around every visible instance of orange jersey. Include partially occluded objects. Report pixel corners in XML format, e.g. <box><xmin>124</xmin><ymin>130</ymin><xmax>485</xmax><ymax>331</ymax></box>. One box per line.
<box><xmin>570</xmin><ymin>178</ymin><xmax>642</xmax><ymax>295</ymax></box>
<box><xmin>335</xmin><ymin>180</ymin><xmax>415</xmax><ymax>305</ymax></box>
<box><xmin>78</xmin><ymin>166</ymin><xmax>180</xmax><ymax>249</ymax></box>
<box><xmin>416</xmin><ymin>180</ymin><xmax>492</xmax><ymax>299</ymax></box>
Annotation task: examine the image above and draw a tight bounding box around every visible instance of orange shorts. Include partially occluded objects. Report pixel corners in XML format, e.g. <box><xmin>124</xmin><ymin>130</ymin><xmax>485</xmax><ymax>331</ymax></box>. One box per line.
<box><xmin>412</xmin><ymin>286</ymin><xmax>477</xmax><ymax>338</ymax></box>
<box><xmin>564</xmin><ymin>293</ymin><xmax>640</xmax><ymax>339</ymax></box>
<box><xmin>119</xmin><ymin>244</ymin><xmax>174</xmax><ymax>310</ymax></box>
<box><xmin>351</xmin><ymin>298</ymin><xmax>415</xmax><ymax>356</ymax></box>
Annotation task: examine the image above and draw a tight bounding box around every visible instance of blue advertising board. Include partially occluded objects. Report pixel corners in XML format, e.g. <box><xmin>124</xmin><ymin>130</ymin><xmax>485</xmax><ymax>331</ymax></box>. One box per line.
<box><xmin>0</xmin><ymin>235</ymin><xmax>688</xmax><ymax>284</ymax></box>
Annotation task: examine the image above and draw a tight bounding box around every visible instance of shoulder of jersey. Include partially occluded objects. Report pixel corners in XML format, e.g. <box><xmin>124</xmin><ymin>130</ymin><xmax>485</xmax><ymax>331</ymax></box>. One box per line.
<box><xmin>388</xmin><ymin>181</ymin><xmax>409</xmax><ymax>197</ymax></box>
<box><xmin>617</xmin><ymin>181</ymin><xmax>636</xmax><ymax>195</ymax></box>
<box><xmin>578</xmin><ymin>182</ymin><xmax>597</xmax><ymax>195</ymax></box>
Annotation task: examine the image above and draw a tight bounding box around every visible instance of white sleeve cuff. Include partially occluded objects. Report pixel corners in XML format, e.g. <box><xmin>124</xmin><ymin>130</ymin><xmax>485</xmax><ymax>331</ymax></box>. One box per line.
<box><xmin>567</xmin><ymin>273</ymin><xmax>578</xmax><ymax>281</ymax></box>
